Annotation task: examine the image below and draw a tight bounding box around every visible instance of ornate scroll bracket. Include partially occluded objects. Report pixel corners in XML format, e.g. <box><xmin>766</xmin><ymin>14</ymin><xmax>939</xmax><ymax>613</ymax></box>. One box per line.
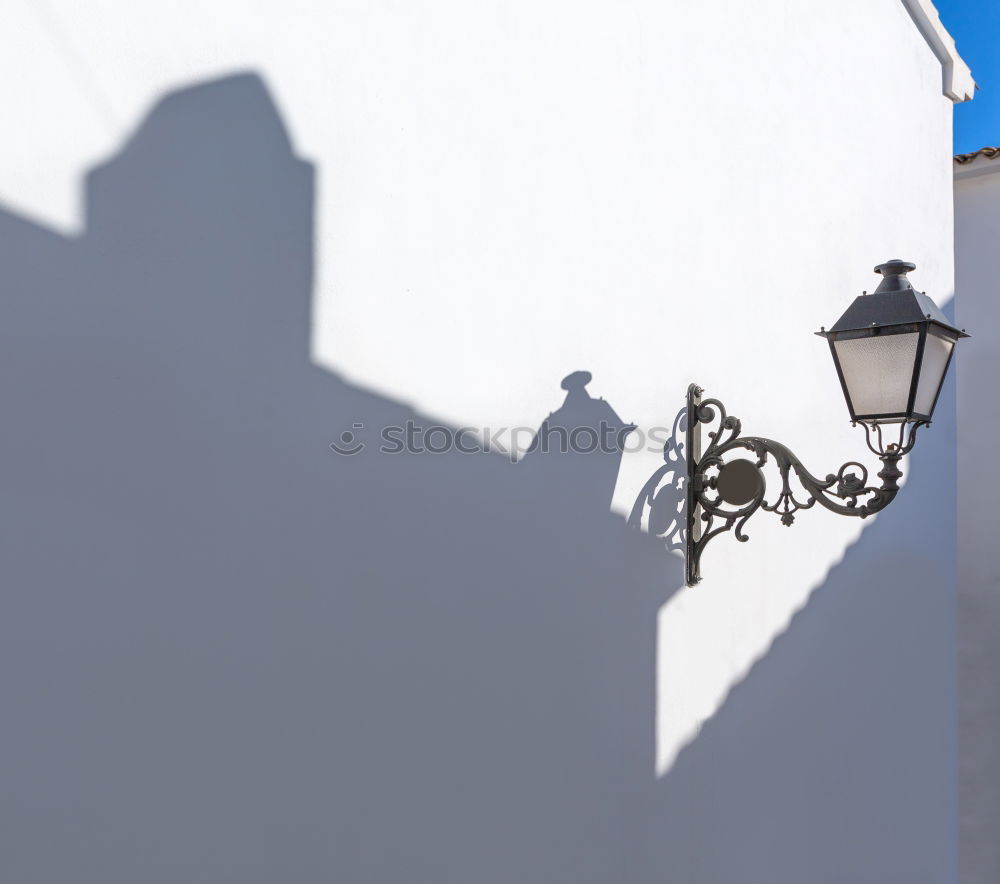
<box><xmin>683</xmin><ymin>383</ymin><xmax>924</xmax><ymax>586</ymax></box>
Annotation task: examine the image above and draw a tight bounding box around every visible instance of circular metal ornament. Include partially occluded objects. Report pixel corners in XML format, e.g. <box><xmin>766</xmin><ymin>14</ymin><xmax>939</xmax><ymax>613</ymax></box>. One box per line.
<box><xmin>715</xmin><ymin>458</ymin><xmax>764</xmax><ymax>506</ymax></box>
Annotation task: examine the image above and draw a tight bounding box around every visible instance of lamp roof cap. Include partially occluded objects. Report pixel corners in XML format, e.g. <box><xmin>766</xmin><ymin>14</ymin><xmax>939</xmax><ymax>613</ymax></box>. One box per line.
<box><xmin>824</xmin><ymin>259</ymin><xmax>966</xmax><ymax>338</ymax></box>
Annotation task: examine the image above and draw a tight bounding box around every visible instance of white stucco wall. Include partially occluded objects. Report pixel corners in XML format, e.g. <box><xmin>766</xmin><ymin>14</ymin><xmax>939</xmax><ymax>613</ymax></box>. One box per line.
<box><xmin>0</xmin><ymin>2</ymin><xmax>964</xmax><ymax>882</ymax></box>
<box><xmin>954</xmin><ymin>153</ymin><xmax>1000</xmax><ymax>884</ymax></box>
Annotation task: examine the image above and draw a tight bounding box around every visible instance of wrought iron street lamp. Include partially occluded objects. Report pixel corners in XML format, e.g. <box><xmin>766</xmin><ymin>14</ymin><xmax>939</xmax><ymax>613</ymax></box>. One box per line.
<box><xmin>674</xmin><ymin>259</ymin><xmax>967</xmax><ymax>585</ymax></box>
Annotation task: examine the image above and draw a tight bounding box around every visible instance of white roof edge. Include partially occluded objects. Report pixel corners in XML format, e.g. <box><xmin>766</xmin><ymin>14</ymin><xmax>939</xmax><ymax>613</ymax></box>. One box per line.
<box><xmin>900</xmin><ymin>0</ymin><xmax>975</xmax><ymax>102</ymax></box>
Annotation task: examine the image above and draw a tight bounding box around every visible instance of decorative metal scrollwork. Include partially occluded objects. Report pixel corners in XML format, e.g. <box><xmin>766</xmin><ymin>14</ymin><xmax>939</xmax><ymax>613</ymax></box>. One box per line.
<box><xmin>682</xmin><ymin>383</ymin><xmax>925</xmax><ymax>586</ymax></box>
<box><xmin>628</xmin><ymin>406</ymin><xmax>687</xmax><ymax>553</ymax></box>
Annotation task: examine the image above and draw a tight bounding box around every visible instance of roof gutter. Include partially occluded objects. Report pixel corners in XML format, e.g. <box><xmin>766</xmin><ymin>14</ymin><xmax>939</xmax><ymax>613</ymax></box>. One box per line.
<box><xmin>900</xmin><ymin>0</ymin><xmax>975</xmax><ymax>102</ymax></box>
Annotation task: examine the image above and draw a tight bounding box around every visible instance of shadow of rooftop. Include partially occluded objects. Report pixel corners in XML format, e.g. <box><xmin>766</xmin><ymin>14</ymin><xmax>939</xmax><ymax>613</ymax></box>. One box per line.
<box><xmin>0</xmin><ymin>72</ymin><xmax>684</xmax><ymax>883</ymax></box>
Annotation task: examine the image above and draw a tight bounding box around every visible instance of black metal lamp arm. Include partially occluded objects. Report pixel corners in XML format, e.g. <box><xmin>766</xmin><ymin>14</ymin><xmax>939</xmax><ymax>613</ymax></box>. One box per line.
<box><xmin>685</xmin><ymin>384</ymin><xmax>924</xmax><ymax>585</ymax></box>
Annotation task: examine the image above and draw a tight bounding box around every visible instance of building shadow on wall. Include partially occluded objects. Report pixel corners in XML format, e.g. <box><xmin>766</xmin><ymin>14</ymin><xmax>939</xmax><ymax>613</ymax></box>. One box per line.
<box><xmin>0</xmin><ymin>70</ymin><xmax>957</xmax><ymax>884</ymax></box>
<box><xmin>0</xmin><ymin>73</ymin><xmax>686</xmax><ymax>883</ymax></box>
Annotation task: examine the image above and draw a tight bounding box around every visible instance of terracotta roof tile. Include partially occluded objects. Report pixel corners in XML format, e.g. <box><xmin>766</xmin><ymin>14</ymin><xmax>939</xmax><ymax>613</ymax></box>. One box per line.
<box><xmin>955</xmin><ymin>147</ymin><xmax>1000</xmax><ymax>165</ymax></box>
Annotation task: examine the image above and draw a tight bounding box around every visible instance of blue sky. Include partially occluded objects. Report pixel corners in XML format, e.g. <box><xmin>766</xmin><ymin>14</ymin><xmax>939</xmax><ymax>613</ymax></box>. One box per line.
<box><xmin>935</xmin><ymin>0</ymin><xmax>1000</xmax><ymax>153</ymax></box>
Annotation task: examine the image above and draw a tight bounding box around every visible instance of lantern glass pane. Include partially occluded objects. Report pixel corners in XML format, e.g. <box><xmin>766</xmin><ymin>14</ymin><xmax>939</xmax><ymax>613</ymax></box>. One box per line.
<box><xmin>913</xmin><ymin>333</ymin><xmax>954</xmax><ymax>416</ymax></box>
<box><xmin>833</xmin><ymin>332</ymin><xmax>919</xmax><ymax>418</ymax></box>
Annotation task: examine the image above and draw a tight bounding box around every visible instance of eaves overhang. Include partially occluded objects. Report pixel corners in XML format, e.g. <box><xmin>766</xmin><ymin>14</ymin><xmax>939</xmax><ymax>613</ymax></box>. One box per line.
<box><xmin>901</xmin><ymin>0</ymin><xmax>975</xmax><ymax>102</ymax></box>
